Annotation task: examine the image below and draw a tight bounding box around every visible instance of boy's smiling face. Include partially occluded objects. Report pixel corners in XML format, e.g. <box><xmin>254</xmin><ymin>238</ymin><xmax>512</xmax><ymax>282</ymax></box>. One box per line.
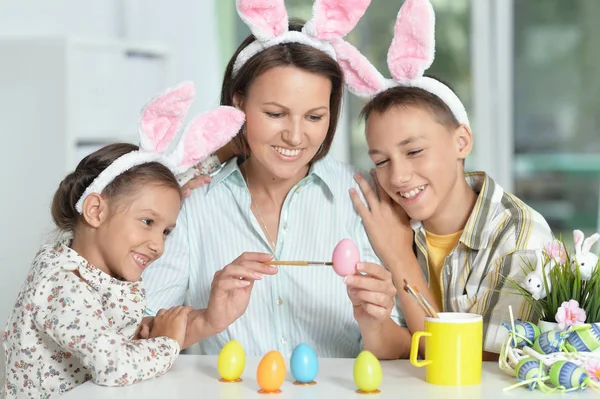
<box><xmin>366</xmin><ymin>104</ymin><xmax>472</xmax><ymax>224</ymax></box>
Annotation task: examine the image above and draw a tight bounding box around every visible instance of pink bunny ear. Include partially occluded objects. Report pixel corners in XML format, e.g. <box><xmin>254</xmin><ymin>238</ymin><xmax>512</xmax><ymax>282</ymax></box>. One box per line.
<box><xmin>387</xmin><ymin>0</ymin><xmax>435</xmax><ymax>81</ymax></box>
<box><xmin>574</xmin><ymin>229</ymin><xmax>584</xmax><ymax>252</ymax></box>
<box><xmin>582</xmin><ymin>233</ymin><xmax>600</xmax><ymax>254</ymax></box>
<box><xmin>172</xmin><ymin>107</ymin><xmax>245</xmax><ymax>173</ymax></box>
<box><xmin>331</xmin><ymin>38</ymin><xmax>387</xmax><ymax>98</ymax></box>
<box><xmin>236</xmin><ymin>0</ymin><xmax>288</xmax><ymax>41</ymax></box>
<box><xmin>304</xmin><ymin>0</ymin><xmax>371</xmax><ymax>40</ymax></box>
<box><xmin>139</xmin><ymin>82</ymin><xmax>195</xmax><ymax>153</ymax></box>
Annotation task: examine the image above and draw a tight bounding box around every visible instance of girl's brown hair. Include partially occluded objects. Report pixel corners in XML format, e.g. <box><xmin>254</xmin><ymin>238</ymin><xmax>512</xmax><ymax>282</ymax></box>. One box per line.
<box><xmin>51</xmin><ymin>143</ymin><xmax>181</xmax><ymax>233</ymax></box>
<box><xmin>221</xmin><ymin>20</ymin><xmax>344</xmax><ymax>162</ymax></box>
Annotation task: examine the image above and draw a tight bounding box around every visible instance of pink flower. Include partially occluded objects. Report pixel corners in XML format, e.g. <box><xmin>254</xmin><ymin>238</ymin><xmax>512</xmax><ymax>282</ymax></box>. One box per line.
<box><xmin>543</xmin><ymin>240</ymin><xmax>567</xmax><ymax>264</ymax></box>
<box><xmin>584</xmin><ymin>358</ymin><xmax>600</xmax><ymax>382</ymax></box>
<box><xmin>555</xmin><ymin>300</ymin><xmax>586</xmax><ymax>330</ymax></box>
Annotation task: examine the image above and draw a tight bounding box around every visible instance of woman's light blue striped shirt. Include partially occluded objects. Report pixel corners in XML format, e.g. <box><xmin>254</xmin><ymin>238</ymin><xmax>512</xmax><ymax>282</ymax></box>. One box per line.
<box><xmin>142</xmin><ymin>156</ymin><xmax>403</xmax><ymax>358</ymax></box>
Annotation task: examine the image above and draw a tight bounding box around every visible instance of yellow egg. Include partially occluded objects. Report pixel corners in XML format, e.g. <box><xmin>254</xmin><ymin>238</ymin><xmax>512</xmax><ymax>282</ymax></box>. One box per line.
<box><xmin>256</xmin><ymin>350</ymin><xmax>286</xmax><ymax>392</ymax></box>
<box><xmin>218</xmin><ymin>340</ymin><xmax>246</xmax><ymax>381</ymax></box>
<box><xmin>353</xmin><ymin>350</ymin><xmax>382</xmax><ymax>392</ymax></box>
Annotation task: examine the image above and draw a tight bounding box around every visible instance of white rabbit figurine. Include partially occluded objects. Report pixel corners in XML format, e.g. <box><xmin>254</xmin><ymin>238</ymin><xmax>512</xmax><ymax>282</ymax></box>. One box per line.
<box><xmin>572</xmin><ymin>229</ymin><xmax>600</xmax><ymax>280</ymax></box>
<box><xmin>522</xmin><ymin>250</ymin><xmax>555</xmax><ymax>300</ymax></box>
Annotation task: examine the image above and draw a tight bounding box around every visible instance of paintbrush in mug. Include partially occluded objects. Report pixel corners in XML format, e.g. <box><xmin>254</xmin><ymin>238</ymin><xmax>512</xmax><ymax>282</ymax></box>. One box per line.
<box><xmin>412</xmin><ymin>285</ymin><xmax>440</xmax><ymax>318</ymax></box>
<box><xmin>403</xmin><ymin>284</ymin><xmax>433</xmax><ymax>318</ymax></box>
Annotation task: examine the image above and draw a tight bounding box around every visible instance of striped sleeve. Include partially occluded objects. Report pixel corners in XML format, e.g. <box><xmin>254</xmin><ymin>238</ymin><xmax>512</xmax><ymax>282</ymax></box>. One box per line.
<box><xmin>143</xmin><ymin>201</ymin><xmax>191</xmax><ymax>316</ymax></box>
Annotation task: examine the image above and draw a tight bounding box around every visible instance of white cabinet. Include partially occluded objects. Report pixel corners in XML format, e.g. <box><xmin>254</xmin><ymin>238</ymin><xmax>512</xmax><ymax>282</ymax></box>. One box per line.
<box><xmin>0</xmin><ymin>37</ymin><xmax>170</xmax><ymax>325</ymax></box>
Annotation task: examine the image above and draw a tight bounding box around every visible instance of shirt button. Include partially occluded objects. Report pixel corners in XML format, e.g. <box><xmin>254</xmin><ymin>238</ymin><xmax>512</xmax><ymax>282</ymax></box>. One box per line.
<box><xmin>295</xmin><ymin>187</ymin><xmax>301</xmax><ymax>193</ymax></box>
<box><xmin>276</xmin><ymin>298</ymin><xmax>283</xmax><ymax>306</ymax></box>
<box><xmin>281</xmin><ymin>337</ymin><xmax>287</xmax><ymax>344</ymax></box>
<box><xmin>283</xmin><ymin>223</ymin><xmax>289</xmax><ymax>231</ymax></box>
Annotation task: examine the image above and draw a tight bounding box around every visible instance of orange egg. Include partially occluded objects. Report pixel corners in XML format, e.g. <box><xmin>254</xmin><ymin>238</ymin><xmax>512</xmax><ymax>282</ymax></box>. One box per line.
<box><xmin>256</xmin><ymin>350</ymin><xmax>286</xmax><ymax>393</ymax></box>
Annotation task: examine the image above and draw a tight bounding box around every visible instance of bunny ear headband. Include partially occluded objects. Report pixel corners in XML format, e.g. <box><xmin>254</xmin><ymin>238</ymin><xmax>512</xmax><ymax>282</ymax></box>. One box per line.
<box><xmin>232</xmin><ymin>0</ymin><xmax>371</xmax><ymax>75</ymax></box>
<box><xmin>331</xmin><ymin>0</ymin><xmax>470</xmax><ymax>127</ymax></box>
<box><xmin>74</xmin><ymin>81</ymin><xmax>245</xmax><ymax>214</ymax></box>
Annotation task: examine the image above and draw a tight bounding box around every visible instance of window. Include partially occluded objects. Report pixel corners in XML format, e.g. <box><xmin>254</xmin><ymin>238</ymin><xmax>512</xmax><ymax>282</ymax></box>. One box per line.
<box><xmin>513</xmin><ymin>0</ymin><xmax>600</xmax><ymax>241</ymax></box>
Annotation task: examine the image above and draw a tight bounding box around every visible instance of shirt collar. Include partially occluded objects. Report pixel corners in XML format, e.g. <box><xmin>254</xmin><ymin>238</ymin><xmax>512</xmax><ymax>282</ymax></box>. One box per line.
<box><xmin>207</xmin><ymin>156</ymin><xmax>338</xmax><ymax>198</ymax></box>
<box><xmin>411</xmin><ymin>172</ymin><xmax>501</xmax><ymax>250</ymax></box>
<box><xmin>206</xmin><ymin>157</ymin><xmax>244</xmax><ymax>193</ymax></box>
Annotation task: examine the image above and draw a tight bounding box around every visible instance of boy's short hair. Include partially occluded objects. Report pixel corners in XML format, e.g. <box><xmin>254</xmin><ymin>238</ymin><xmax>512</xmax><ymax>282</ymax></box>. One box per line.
<box><xmin>360</xmin><ymin>76</ymin><xmax>461</xmax><ymax>131</ymax></box>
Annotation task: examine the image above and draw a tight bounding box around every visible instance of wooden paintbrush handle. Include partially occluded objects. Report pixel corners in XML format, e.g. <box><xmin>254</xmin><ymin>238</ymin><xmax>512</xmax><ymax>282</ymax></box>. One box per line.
<box><xmin>266</xmin><ymin>261</ymin><xmax>309</xmax><ymax>266</ymax></box>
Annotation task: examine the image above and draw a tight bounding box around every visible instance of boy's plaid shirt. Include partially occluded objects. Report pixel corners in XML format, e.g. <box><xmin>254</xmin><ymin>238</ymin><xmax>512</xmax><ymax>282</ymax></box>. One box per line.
<box><xmin>411</xmin><ymin>172</ymin><xmax>554</xmax><ymax>353</ymax></box>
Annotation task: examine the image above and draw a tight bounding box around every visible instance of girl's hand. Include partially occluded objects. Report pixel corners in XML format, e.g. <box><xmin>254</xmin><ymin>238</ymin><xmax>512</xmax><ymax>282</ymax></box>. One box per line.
<box><xmin>134</xmin><ymin>316</ymin><xmax>154</xmax><ymax>339</ymax></box>
<box><xmin>204</xmin><ymin>252</ymin><xmax>277</xmax><ymax>334</ymax></box>
<box><xmin>349</xmin><ymin>172</ymin><xmax>413</xmax><ymax>267</ymax></box>
<box><xmin>149</xmin><ymin>306</ymin><xmax>193</xmax><ymax>349</ymax></box>
<box><xmin>345</xmin><ymin>262</ymin><xmax>397</xmax><ymax>330</ymax></box>
<box><xmin>182</xmin><ymin>174</ymin><xmax>212</xmax><ymax>198</ymax></box>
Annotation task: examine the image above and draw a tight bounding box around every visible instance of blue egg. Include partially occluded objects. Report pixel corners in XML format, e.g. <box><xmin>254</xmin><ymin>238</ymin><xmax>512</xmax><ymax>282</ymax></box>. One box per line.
<box><xmin>290</xmin><ymin>344</ymin><xmax>319</xmax><ymax>383</ymax></box>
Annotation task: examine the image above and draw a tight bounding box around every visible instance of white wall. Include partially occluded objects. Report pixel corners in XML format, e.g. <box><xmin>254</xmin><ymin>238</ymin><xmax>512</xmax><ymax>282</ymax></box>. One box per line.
<box><xmin>0</xmin><ymin>0</ymin><xmax>222</xmax><ymax>327</ymax></box>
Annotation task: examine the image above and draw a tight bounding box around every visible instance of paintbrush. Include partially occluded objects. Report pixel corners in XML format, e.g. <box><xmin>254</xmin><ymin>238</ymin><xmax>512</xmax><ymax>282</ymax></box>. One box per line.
<box><xmin>266</xmin><ymin>260</ymin><xmax>333</xmax><ymax>266</ymax></box>
<box><xmin>403</xmin><ymin>285</ymin><xmax>433</xmax><ymax>317</ymax></box>
<box><xmin>412</xmin><ymin>285</ymin><xmax>439</xmax><ymax>318</ymax></box>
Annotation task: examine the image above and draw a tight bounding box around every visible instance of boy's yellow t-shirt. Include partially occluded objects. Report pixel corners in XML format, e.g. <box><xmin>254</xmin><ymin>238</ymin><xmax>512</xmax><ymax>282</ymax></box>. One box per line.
<box><xmin>425</xmin><ymin>230</ymin><xmax>463</xmax><ymax>310</ymax></box>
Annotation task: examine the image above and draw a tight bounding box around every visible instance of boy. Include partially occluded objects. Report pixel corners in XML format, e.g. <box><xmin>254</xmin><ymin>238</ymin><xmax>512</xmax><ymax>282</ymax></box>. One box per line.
<box><xmin>349</xmin><ymin>84</ymin><xmax>553</xmax><ymax>360</ymax></box>
<box><xmin>338</xmin><ymin>0</ymin><xmax>554</xmax><ymax>359</ymax></box>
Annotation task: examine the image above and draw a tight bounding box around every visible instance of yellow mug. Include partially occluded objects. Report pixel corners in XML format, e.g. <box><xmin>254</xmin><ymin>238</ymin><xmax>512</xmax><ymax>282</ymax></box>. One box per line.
<box><xmin>410</xmin><ymin>312</ymin><xmax>483</xmax><ymax>386</ymax></box>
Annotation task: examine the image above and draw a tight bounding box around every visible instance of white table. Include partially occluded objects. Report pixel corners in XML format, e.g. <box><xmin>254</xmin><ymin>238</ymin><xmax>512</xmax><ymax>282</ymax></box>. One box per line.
<box><xmin>65</xmin><ymin>355</ymin><xmax>596</xmax><ymax>398</ymax></box>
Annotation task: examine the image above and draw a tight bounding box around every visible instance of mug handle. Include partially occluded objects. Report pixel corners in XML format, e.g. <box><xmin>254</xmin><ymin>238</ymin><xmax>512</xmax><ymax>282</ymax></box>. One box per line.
<box><xmin>410</xmin><ymin>331</ymin><xmax>432</xmax><ymax>367</ymax></box>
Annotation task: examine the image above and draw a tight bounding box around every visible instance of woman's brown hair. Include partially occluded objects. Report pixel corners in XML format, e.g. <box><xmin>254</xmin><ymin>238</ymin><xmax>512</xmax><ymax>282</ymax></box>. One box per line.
<box><xmin>221</xmin><ymin>20</ymin><xmax>344</xmax><ymax>162</ymax></box>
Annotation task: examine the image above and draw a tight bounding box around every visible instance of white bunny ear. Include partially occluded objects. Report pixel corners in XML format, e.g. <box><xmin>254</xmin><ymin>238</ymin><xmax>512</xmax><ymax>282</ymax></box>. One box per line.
<box><xmin>303</xmin><ymin>0</ymin><xmax>371</xmax><ymax>41</ymax></box>
<box><xmin>534</xmin><ymin>250</ymin><xmax>545</xmax><ymax>272</ymax></box>
<box><xmin>574</xmin><ymin>229</ymin><xmax>585</xmax><ymax>253</ymax></box>
<box><xmin>236</xmin><ymin>0</ymin><xmax>288</xmax><ymax>41</ymax></box>
<box><xmin>582</xmin><ymin>233</ymin><xmax>600</xmax><ymax>255</ymax></box>
<box><xmin>171</xmin><ymin>106</ymin><xmax>245</xmax><ymax>174</ymax></box>
<box><xmin>330</xmin><ymin>38</ymin><xmax>388</xmax><ymax>98</ymax></box>
<box><xmin>138</xmin><ymin>81</ymin><xmax>195</xmax><ymax>153</ymax></box>
<box><xmin>387</xmin><ymin>0</ymin><xmax>435</xmax><ymax>82</ymax></box>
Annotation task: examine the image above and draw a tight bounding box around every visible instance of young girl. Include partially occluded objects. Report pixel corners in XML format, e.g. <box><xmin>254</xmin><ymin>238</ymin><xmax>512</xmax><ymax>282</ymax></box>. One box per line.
<box><xmin>1</xmin><ymin>82</ymin><xmax>244</xmax><ymax>398</ymax></box>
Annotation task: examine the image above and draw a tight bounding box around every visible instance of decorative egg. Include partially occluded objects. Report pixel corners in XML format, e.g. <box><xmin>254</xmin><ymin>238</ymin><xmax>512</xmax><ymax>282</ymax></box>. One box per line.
<box><xmin>353</xmin><ymin>350</ymin><xmax>382</xmax><ymax>393</ymax></box>
<box><xmin>290</xmin><ymin>344</ymin><xmax>319</xmax><ymax>384</ymax></box>
<box><xmin>217</xmin><ymin>340</ymin><xmax>246</xmax><ymax>382</ymax></box>
<box><xmin>515</xmin><ymin>357</ymin><xmax>545</xmax><ymax>390</ymax></box>
<box><xmin>533</xmin><ymin>330</ymin><xmax>564</xmax><ymax>354</ymax></box>
<box><xmin>256</xmin><ymin>350</ymin><xmax>286</xmax><ymax>393</ymax></box>
<box><xmin>548</xmin><ymin>361</ymin><xmax>587</xmax><ymax>390</ymax></box>
<box><xmin>513</xmin><ymin>321</ymin><xmax>540</xmax><ymax>348</ymax></box>
<box><xmin>332</xmin><ymin>238</ymin><xmax>360</xmax><ymax>277</ymax></box>
<box><xmin>566</xmin><ymin>324</ymin><xmax>600</xmax><ymax>352</ymax></box>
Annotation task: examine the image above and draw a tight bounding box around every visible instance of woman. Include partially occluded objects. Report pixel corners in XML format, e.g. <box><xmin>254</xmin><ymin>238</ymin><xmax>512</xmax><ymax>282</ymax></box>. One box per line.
<box><xmin>142</xmin><ymin>1</ymin><xmax>409</xmax><ymax>359</ymax></box>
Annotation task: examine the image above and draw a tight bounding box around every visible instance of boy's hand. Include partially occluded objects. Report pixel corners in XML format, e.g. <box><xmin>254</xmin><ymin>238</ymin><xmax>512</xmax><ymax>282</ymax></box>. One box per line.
<box><xmin>345</xmin><ymin>262</ymin><xmax>397</xmax><ymax>329</ymax></box>
<box><xmin>204</xmin><ymin>252</ymin><xmax>278</xmax><ymax>334</ymax></box>
<box><xmin>149</xmin><ymin>306</ymin><xmax>193</xmax><ymax>349</ymax></box>
<box><xmin>349</xmin><ymin>171</ymin><xmax>413</xmax><ymax>267</ymax></box>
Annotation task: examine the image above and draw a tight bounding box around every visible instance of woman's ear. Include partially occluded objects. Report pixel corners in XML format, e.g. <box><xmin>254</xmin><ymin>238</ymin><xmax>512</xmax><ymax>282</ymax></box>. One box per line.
<box><xmin>455</xmin><ymin>124</ymin><xmax>473</xmax><ymax>160</ymax></box>
<box><xmin>232</xmin><ymin>93</ymin><xmax>245</xmax><ymax>111</ymax></box>
<box><xmin>81</xmin><ymin>193</ymin><xmax>109</xmax><ymax>228</ymax></box>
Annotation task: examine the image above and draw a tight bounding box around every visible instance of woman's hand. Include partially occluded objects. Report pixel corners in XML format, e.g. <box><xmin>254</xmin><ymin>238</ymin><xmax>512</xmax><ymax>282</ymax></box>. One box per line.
<box><xmin>204</xmin><ymin>252</ymin><xmax>278</xmax><ymax>334</ymax></box>
<box><xmin>345</xmin><ymin>262</ymin><xmax>397</xmax><ymax>331</ymax></box>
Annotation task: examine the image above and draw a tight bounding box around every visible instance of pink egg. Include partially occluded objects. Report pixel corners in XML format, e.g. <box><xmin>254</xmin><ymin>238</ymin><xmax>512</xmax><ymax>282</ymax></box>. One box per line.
<box><xmin>332</xmin><ymin>239</ymin><xmax>360</xmax><ymax>276</ymax></box>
